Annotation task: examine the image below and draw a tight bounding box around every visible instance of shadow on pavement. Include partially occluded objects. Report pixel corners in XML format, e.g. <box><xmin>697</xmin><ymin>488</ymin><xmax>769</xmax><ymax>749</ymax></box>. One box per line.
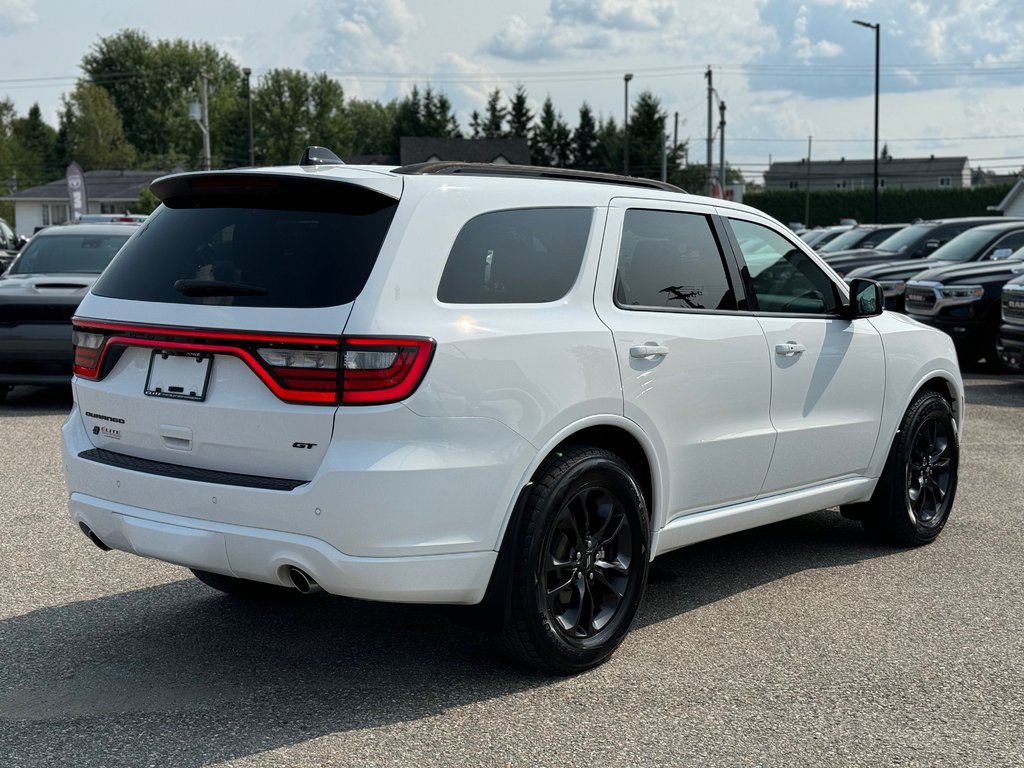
<box><xmin>0</xmin><ymin>508</ymin><xmax>895</xmax><ymax>766</ymax></box>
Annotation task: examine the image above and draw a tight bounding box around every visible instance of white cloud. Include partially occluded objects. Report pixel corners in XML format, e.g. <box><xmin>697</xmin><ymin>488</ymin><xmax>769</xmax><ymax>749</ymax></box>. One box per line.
<box><xmin>304</xmin><ymin>0</ymin><xmax>422</xmax><ymax>79</ymax></box>
<box><xmin>0</xmin><ymin>0</ymin><xmax>36</xmax><ymax>29</ymax></box>
<box><xmin>550</xmin><ymin>0</ymin><xmax>676</xmax><ymax>31</ymax></box>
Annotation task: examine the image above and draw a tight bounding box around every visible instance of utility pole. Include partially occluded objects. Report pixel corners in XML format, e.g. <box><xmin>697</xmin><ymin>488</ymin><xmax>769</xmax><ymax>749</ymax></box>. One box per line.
<box><xmin>623</xmin><ymin>73</ymin><xmax>633</xmax><ymax>175</ymax></box>
<box><xmin>719</xmin><ymin>100</ymin><xmax>727</xmax><ymax>197</ymax></box>
<box><xmin>705</xmin><ymin>67</ymin><xmax>713</xmax><ymax>196</ymax></box>
<box><xmin>242</xmin><ymin>67</ymin><xmax>254</xmax><ymax>166</ymax></box>
<box><xmin>190</xmin><ymin>71</ymin><xmax>212</xmax><ymax>171</ymax></box>
<box><xmin>805</xmin><ymin>136</ymin><xmax>812</xmax><ymax>226</ymax></box>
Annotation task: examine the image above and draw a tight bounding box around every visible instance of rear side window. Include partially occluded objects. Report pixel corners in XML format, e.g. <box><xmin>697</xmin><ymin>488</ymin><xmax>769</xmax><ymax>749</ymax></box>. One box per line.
<box><xmin>437</xmin><ymin>208</ymin><xmax>592</xmax><ymax>304</ymax></box>
<box><xmin>92</xmin><ymin>186</ymin><xmax>397</xmax><ymax>308</ymax></box>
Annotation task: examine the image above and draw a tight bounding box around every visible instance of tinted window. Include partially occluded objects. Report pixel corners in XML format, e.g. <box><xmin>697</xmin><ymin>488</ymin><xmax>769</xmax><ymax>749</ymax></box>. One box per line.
<box><xmin>616</xmin><ymin>209</ymin><xmax>735</xmax><ymax>311</ymax></box>
<box><xmin>9</xmin><ymin>232</ymin><xmax>132</xmax><ymax>274</ymax></box>
<box><xmin>437</xmin><ymin>208</ymin><xmax>592</xmax><ymax>304</ymax></box>
<box><xmin>729</xmin><ymin>219</ymin><xmax>840</xmax><ymax>314</ymax></box>
<box><xmin>92</xmin><ymin>191</ymin><xmax>397</xmax><ymax>308</ymax></box>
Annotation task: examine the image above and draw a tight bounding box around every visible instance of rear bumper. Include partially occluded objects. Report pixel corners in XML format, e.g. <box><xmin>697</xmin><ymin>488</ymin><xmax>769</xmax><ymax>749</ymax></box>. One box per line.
<box><xmin>62</xmin><ymin>400</ymin><xmax>534</xmax><ymax>604</ymax></box>
<box><xmin>69</xmin><ymin>493</ymin><xmax>497</xmax><ymax>604</ymax></box>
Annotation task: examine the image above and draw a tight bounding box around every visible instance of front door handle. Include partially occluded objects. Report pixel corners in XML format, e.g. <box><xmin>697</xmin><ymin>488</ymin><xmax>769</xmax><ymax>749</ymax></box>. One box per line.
<box><xmin>630</xmin><ymin>343</ymin><xmax>670</xmax><ymax>359</ymax></box>
<box><xmin>775</xmin><ymin>341</ymin><xmax>807</xmax><ymax>357</ymax></box>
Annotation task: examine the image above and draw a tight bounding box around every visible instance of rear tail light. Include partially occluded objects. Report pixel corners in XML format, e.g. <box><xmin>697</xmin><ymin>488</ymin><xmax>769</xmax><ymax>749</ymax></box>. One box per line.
<box><xmin>341</xmin><ymin>338</ymin><xmax>434</xmax><ymax>404</ymax></box>
<box><xmin>72</xmin><ymin>330</ymin><xmax>106</xmax><ymax>377</ymax></box>
<box><xmin>71</xmin><ymin>320</ymin><xmax>434</xmax><ymax>405</ymax></box>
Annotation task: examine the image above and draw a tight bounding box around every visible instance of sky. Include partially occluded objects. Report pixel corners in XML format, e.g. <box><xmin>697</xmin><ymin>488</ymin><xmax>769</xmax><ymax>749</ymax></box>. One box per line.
<box><xmin>1</xmin><ymin>0</ymin><xmax>1023</xmax><ymax>183</ymax></box>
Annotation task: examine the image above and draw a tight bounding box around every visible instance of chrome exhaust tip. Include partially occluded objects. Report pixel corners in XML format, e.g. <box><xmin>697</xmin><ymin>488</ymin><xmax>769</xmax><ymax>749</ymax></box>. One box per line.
<box><xmin>287</xmin><ymin>566</ymin><xmax>322</xmax><ymax>595</ymax></box>
<box><xmin>79</xmin><ymin>522</ymin><xmax>111</xmax><ymax>551</ymax></box>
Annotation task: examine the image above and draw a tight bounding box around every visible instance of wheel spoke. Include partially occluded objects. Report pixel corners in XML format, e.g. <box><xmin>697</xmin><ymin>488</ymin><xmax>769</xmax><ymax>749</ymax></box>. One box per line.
<box><xmin>597</xmin><ymin>512</ymin><xmax>627</xmax><ymax>551</ymax></box>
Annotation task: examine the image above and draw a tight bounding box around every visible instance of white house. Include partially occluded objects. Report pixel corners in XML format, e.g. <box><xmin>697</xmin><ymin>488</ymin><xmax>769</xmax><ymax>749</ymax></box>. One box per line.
<box><xmin>1</xmin><ymin>169</ymin><xmax>167</xmax><ymax>236</ymax></box>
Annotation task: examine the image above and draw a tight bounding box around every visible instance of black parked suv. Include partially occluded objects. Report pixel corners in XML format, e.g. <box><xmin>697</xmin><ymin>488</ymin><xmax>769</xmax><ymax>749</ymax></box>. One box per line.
<box><xmin>996</xmin><ymin>272</ymin><xmax>1024</xmax><ymax>372</ymax></box>
<box><xmin>844</xmin><ymin>221</ymin><xmax>1024</xmax><ymax>311</ymax></box>
<box><xmin>904</xmin><ymin>252</ymin><xmax>1024</xmax><ymax>370</ymax></box>
<box><xmin>821</xmin><ymin>217</ymin><xmax>1012</xmax><ymax>278</ymax></box>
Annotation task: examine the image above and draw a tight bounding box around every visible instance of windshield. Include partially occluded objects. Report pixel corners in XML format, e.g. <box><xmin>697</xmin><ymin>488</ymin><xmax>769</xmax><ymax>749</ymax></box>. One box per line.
<box><xmin>818</xmin><ymin>228</ymin><xmax>875</xmax><ymax>253</ymax></box>
<box><xmin>925</xmin><ymin>228</ymin><xmax>995</xmax><ymax>263</ymax></box>
<box><xmin>872</xmin><ymin>223</ymin><xmax>932</xmax><ymax>254</ymax></box>
<box><xmin>9</xmin><ymin>232</ymin><xmax>132</xmax><ymax>275</ymax></box>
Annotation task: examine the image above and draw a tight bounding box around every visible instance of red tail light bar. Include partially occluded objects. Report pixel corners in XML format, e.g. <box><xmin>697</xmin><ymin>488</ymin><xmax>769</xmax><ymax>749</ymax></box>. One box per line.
<box><xmin>72</xmin><ymin>320</ymin><xmax>434</xmax><ymax>406</ymax></box>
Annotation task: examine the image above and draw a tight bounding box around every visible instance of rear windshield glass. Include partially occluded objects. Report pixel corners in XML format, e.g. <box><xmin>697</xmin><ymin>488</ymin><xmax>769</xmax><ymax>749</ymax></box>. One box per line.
<box><xmin>92</xmin><ymin>188</ymin><xmax>397</xmax><ymax>308</ymax></box>
<box><xmin>10</xmin><ymin>232</ymin><xmax>133</xmax><ymax>274</ymax></box>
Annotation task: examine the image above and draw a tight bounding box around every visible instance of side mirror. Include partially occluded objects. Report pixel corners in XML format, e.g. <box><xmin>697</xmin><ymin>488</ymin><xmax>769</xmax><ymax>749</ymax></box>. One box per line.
<box><xmin>15</xmin><ymin>235</ymin><xmax>28</xmax><ymax>251</ymax></box>
<box><xmin>845</xmin><ymin>278</ymin><xmax>884</xmax><ymax>318</ymax></box>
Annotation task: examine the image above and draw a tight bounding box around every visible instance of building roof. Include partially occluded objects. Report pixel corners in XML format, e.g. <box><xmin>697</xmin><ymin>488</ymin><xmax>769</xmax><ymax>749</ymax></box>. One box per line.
<box><xmin>991</xmin><ymin>176</ymin><xmax>1024</xmax><ymax>212</ymax></box>
<box><xmin>1</xmin><ymin>169</ymin><xmax>169</xmax><ymax>203</ymax></box>
<box><xmin>765</xmin><ymin>155</ymin><xmax>969</xmax><ymax>181</ymax></box>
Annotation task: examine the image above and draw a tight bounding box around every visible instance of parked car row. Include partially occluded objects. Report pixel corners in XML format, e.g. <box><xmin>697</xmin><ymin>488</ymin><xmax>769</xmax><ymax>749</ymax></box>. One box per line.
<box><xmin>814</xmin><ymin>216</ymin><xmax>1024</xmax><ymax>371</ymax></box>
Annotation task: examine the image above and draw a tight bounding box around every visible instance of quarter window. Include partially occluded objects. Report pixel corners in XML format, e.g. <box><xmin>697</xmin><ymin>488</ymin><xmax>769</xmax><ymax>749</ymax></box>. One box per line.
<box><xmin>437</xmin><ymin>208</ymin><xmax>592</xmax><ymax>304</ymax></box>
<box><xmin>616</xmin><ymin>209</ymin><xmax>736</xmax><ymax>311</ymax></box>
<box><xmin>728</xmin><ymin>218</ymin><xmax>841</xmax><ymax>314</ymax></box>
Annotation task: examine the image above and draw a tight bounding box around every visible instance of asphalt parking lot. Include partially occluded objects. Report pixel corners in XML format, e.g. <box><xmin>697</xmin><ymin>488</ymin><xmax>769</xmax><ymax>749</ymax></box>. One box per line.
<box><xmin>1</xmin><ymin>375</ymin><xmax>1022</xmax><ymax>768</ymax></box>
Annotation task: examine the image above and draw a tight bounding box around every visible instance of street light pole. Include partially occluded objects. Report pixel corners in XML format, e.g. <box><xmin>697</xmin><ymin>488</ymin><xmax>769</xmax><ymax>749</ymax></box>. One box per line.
<box><xmin>853</xmin><ymin>20</ymin><xmax>880</xmax><ymax>223</ymax></box>
<box><xmin>242</xmin><ymin>67</ymin><xmax>254</xmax><ymax>166</ymax></box>
<box><xmin>623</xmin><ymin>73</ymin><xmax>633</xmax><ymax>175</ymax></box>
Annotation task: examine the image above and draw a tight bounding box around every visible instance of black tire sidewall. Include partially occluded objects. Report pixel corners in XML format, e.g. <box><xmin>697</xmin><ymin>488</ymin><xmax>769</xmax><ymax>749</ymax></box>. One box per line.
<box><xmin>515</xmin><ymin>450</ymin><xmax>649</xmax><ymax>672</ymax></box>
<box><xmin>889</xmin><ymin>393</ymin><xmax>959</xmax><ymax>544</ymax></box>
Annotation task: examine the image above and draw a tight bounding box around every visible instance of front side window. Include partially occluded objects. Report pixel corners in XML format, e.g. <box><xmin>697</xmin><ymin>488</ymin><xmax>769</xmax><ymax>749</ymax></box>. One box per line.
<box><xmin>437</xmin><ymin>208</ymin><xmax>592</xmax><ymax>304</ymax></box>
<box><xmin>615</xmin><ymin>209</ymin><xmax>735</xmax><ymax>311</ymax></box>
<box><xmin>728</xmin><ymin>218</ymin><xmax>841</xmax><ymax>315</ymax></box>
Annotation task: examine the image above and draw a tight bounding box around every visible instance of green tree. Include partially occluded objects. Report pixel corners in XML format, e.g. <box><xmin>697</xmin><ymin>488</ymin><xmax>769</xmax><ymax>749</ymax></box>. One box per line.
<box><xmin>572</xmin><ymin>103</ymin><xmax>598</xmax><ymax>169</ymax></box>
<box><xmin>482</xmin><ymin>89</ymin><xmax>507</xmax><ymax>138</ymax></box>
<box><xmin>345</xmin><ymin>99</ymin><xmax>397</xmax><ymax>155</ymax></box>
<box><xmin>58</xmin><ymin>81</ymin><xmax>137</xmax><ymax>170</ymax></box>
<box><xmin>594</xmin><ymin>116</ymin><xmax>622</xmax><ymax>174</ymax></box>
<box><xmin>81</xmin><ymin>29</ymin><xmax>245</xmax><ymax>169</ymax></box>
<box><xmin>627</xmin><ymin>90</ymin><xmax>669</xmax><ymax>179</ymax></box>
<box><xmin>11</xmin><ymin>104</ymin><xmax>59</xmax><ymax>183</ymax></box>
<box><xmin>306</xmin><ymin>73</ymin><xmax>351</xmax><ymax>152</ymax></box>
<box><xmin>530</xmin><ymin>97</ymin><xmax>572</xmax><ymax>167</ymax></box>
<box><xmin>253</xmin><ymin>68</ymin><xmax>314</xmax><ymax>165</ymax></box>
<box><xmin>507</xmin><ymin>84</ymin><xmax>533</xmax><ymax>139</ymax></box>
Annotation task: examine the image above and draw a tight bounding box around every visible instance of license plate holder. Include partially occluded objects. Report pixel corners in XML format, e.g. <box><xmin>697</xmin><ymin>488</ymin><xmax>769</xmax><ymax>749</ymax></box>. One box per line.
<box><xmin>145</xmin><ymin>350</ymin><xmax>213</xmax><ymax>401</ymax></box>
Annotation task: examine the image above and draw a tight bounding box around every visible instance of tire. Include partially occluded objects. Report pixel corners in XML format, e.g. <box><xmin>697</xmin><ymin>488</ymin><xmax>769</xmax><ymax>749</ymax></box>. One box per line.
<box><xmin>190</xmin><ymin>568</ymin><xmax>298</xmax><ymax>599</ymax></box>
<box><xmin>844</xmin><ymin>391</ymin><xmax>959</xmax><ymax>546</ymax></box>
<box><xmin>502</xmin><ymin>446</ymin><xmax>650</xmax><ymax>674</ymax></box>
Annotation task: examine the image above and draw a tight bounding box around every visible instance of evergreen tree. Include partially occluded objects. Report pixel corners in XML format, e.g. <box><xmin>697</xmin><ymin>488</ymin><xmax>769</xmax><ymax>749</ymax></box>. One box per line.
<box><xmin>506</xmin><ymin>84</ymin><xmax>533</xmax><ymax>139</ymax></box>
<box><xmin>530</xmin><ymin>97</ymin><xmax>571</xmax><ymax>167</ymax></box>
<box><xmin>572</xmin><ymin>103</ymin><xmax>598</xmax><ymax>169</ymax></box>
<box><xmin>482</xmin><ymin>89</ymin><xmax>507</xmax><ymax>138</ymax></box>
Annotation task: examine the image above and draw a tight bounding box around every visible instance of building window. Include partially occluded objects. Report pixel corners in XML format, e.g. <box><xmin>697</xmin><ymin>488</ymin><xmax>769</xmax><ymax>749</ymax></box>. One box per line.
<box><xmin>101</xmin><ymin>203</ymin><xmax>120</xmax><ymax>214</ymax></box>
<box><xmin>879</xmin><ymin>178</ymin><xmax>886</xmax><ymax>188</ymax></box>
<box><xmin>835</xmin><ymin>179</ymin><xmax>848</xmax><ymax>189</ymax></box>
<box><xmin>42</xmin><ymin>206</ymin><xmax>50</xmax><ymax>226</ymax></box>
<box><xmin>788</xmin><ymin>180</ymin><xmax>800</xmax><ymax>189</ymax></box>
<box><xmin>939</xmin><ymin>177</ymin><xmax>952</xmax><ymax>187</ymax></box>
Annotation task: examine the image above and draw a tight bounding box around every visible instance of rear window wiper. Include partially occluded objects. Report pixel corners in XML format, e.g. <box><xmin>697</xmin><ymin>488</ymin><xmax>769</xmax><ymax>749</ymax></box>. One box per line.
<box><xmin>174</xmin><ymin>279</ymin><xmax>270</xmax><ymax>297</ymax></box>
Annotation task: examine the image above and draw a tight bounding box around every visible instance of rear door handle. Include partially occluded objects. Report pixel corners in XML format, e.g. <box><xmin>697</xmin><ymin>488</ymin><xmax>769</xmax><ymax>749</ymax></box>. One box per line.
<box><xmin>775</xmin><ymin>342</ymin><xmax>807</xmax><ymax>357</ymax></box>
<box><xmin>630</xmin><ymin>343</ymin><xmax>670</xmax><ymax>359</ymax></box>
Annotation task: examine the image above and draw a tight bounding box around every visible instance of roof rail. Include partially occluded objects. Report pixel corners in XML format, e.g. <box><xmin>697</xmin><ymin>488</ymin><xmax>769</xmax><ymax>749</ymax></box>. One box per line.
<box><xmin>392</xmin><ymin>161</ymin><xmax>686</xmax><ymax>193</ymax></box>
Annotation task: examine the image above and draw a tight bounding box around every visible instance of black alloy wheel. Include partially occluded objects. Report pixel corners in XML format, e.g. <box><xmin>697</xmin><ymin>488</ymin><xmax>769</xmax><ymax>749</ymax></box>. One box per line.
<box><xmin>502</xmin><ymin>446</ymin><xmax>649</xmax><ymax>674</ymax></box>
<box><xmin>843</xmin><ymin>390</ymin><xmax>959</xmax><ymax>546</ymax></box>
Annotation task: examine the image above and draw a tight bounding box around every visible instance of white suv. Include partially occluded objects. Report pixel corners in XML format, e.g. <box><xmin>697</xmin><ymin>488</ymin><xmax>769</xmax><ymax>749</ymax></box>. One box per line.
<box><xmin>62</xmin><ymin>152</ymin><xmax>963</xmax><ymax>673</ymax></box>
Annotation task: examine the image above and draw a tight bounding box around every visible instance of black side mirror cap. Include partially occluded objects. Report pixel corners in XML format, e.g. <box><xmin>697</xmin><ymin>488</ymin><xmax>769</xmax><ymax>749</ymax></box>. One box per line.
<box><xmin>845</xmin><ymin>278</ymin><xmax>884</xmax><ymax>319</ymax></box>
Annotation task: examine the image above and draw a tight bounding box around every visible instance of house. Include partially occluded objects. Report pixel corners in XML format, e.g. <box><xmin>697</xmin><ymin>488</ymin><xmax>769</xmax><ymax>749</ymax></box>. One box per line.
<box><xmin>1</xmin><ymin>169</ymin><xmax>168</xmax><ymax>235</ymax></box>
<box><xmin>989</xmin><ymin>176</ymin><xmax>1024</xmax><ymax>217</ymax></box>
<box><xmin>344</xmin><ymin>137</ymin><xmax>532</xmax><ymax>166</ymax></box>
<box><xmin>764</xmin><ymin>155</ymin><xmax>971</xmax><ymax>192</ymax></box>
